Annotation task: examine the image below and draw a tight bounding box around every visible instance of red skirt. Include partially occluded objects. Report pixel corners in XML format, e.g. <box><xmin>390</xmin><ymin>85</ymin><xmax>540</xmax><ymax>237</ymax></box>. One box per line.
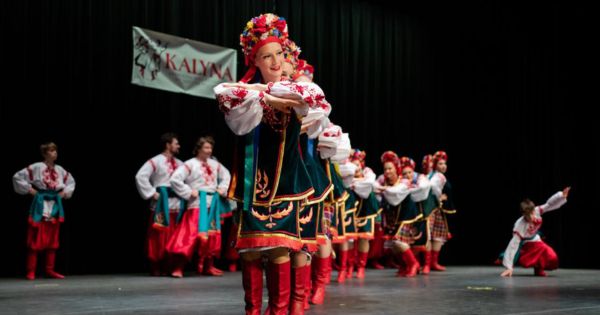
<box><xmin>518</xmin><ymin>241</ymin><xmax>558</xmax><ymax>270</ymax></box>
<box><xmin>27</xmin><ymin>221</ymin><xmax>60</xmax><ymax>250</ymax></box>
<box><xmin>166</xmin><ymin>208</ymin><xmax>221</xmax><ymax>260</ymax></box>
<box><xmin>146</xmin><ymin>212</ymin><xmax>179</xmax><ymax>262</ymax></box>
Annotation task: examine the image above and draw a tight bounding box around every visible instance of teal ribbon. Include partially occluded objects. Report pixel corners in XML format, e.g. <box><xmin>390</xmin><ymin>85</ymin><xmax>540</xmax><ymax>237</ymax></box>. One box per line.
<box><xmin>198</xmin><ymin>191</ymin><xmax>233</xmax><ymax>234</ymax></box>
<box><xmin>155</xmin><ymin>186</ymin><xmax>185</xmax><ymax>227</ymax></box>
<box><xmin>29</xmin><ymin>190</ymin><xmax>63</xmax><ymax>223</ymax></box>
<box><xmin>199</xmin><ymin>191</ymin><xmax>209</xmax><ymax>234</ymax></box>
<box><xmin>177</xmin><ymin>190</ymin><xmax>233</xmax><ymax>234</ymax></box>
<box><xmin>209</xmin><ymin>194</ymin><xmax>233</xmax><ymax>231</ymax></box>
<box><xmin>243</xmin><ymin>129</ymin><xmax>258</xmax><ymax>211</ymax></box>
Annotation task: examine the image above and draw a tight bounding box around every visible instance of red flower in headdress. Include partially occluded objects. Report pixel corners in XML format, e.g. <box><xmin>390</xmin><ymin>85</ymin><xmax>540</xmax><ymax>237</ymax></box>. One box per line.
<box><xmin>294</xmin><ymin>59</ymin><xmax>315</xmax><ymax>81</ymax></box>
<box><xmin>239</xmin><ymin>13</ymin><xmax>289</xmax><ymax>67</ymax></box>
<box><xmin>274</xmin><ymin>18</ymin><xmax>287</xmax><ymax>31</ymax></box>
<box><xmin>381</xmin><ymin>151</ymin><xmax>399</xmax><ymax>164</ymax></box>
<box><xmin>381</xmin><ymin>151</ymin><xmax>401</xmax><ymax>176</ymax></box>
<box><xmin>254</xmin><ymin>15</ymin><xmax>267</xmax><ymax>28</ymax></box>
<box><xmin>399</xmin><ymin>156</ymin><xmax>416</xmax><ymax>171</ymax></box>
<box><xmin>432</xmin><ymin>151</ymin><xmax>448</xmax><ymax>169</ymax></box>
<box><xmin>283</xmin><ymin>39</ymin><xmax>301</xmax><ymax>65</ymax></box>
<box><xmin>350</xmin><ymin>149</ymin><xmax>367</xmax><ymax>169</ymax></box>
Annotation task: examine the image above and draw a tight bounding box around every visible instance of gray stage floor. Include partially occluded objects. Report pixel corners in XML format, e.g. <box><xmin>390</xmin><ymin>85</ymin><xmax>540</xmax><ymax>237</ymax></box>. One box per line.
<box><xmin>1</xmin><ymin>267</ymin><xmax>600</xmax><ymax>315</ymax></box>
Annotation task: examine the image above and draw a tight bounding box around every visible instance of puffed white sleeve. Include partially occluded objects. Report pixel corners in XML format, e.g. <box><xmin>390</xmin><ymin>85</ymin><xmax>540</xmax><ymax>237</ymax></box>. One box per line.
<box><xmin>382</xmin><ymin>183</ymin><xmax>411</xmax><ymax>206</ymax></box>
<box><xmin>338</xmin><ymin>161</ymin><xmax>357</xmax><ymax>187</ymax></box>
<box><xmin>60</xmin><ymin>167</ymin><xmax>76</xmax><ymax>198</ymax></box>
<box><xmin>305</xmin><ymin>115</ymin><xmax>330</xmax><ymax>139</ymax></box>
<box><xmin>353</xmin><ymin>179</ymin><xmax>373</xmax><ymax>199</ymax></box>
<box><xmin>537</xmin><ymin>191</ymin><xmax>567</xmax><ymax>215</ymax></box>
<box><xmin>502</xmin><ymin>233</ymin><xmax>521</xmax><ymax>270</ymax></box>
<box><xmin>13</xmin><ymin>166</ymin><xmax>33</xmax><ymax>195</ymax></box>
<box><xmin>170</xmin><ymin>164</ymin><xmax>193</xmax><ymax>200</ymax></box>
<box><xmin>135</xmin><ymin>161</ymin><xmax>156</xmax><ymax>200</ymax></box>
<box><xmin>352</xmin><ymin>167</ymin><xmax>376</xmax><ymax>198</ymax></box>
<box><xmin>214</xmin><ymin>83</ymin><xmax>264</xmax><ymax>136</ymax></box>
<box><xmin>330</xmin><ymin>133</ymin><xmax>351</xmax><ymax>163</ymax></box>
<box><xmin>317</xmin><ymin>124</ymin><xmax>342</xmax><ymax>159</ymax></box>
<box><xmin>268</xmin><ymin>81</ymin><xmax>331</xmax><ymax>118</ymax></box>
<box><xmin>409</xmin><ymin>175</ymin><xmax>431</xmax><ymax>202</ymax></box>
<box><xmin>429</xmin><ymin>172</ymin><xmax>446</xmax><ymax>199</ymax></box>
<box><xmin>217</xmin><ymin>163</ymin><xmax>232</xmax><ymax>191</ymax></box>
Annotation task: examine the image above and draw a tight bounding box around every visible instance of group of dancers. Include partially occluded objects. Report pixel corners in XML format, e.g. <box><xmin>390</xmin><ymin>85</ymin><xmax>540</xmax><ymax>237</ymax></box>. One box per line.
<box><xmin>12</xmin><ymin>12</ymin><xmax>570</xmax><ymax>315</ymax></box>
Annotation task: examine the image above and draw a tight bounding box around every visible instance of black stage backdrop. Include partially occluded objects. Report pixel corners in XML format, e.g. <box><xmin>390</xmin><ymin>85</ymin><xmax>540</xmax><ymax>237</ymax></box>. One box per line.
<box><xmin>1</xmin><ymin>0</ymin><xmax>597</xmax><ymax>276</ymax></box>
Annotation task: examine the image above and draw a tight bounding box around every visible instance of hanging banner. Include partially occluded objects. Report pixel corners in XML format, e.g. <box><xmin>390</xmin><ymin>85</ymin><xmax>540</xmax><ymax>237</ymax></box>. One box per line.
<box><xmin>131</xmin><ymin>26</ymin><xmax>237</xmax><ymax>99</ymax></box>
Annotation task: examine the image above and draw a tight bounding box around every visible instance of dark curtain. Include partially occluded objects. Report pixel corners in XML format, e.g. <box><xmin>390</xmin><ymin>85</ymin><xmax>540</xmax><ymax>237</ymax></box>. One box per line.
<box><xmin>1</xmin><ymin>0</ymin><xmax>597</xmax><ymax>276</ymax></box>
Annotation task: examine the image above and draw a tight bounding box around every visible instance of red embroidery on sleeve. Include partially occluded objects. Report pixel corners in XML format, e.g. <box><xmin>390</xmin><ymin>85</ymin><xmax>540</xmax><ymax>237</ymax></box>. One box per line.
<box><xmin>149</xmin><ymin>159</ymin><xmax>156</xmax><ymax>172</ymax></box>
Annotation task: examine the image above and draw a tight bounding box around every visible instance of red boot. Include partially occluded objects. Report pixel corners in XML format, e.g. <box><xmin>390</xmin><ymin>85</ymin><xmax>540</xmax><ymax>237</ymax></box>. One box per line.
<box><xmin>228</xmin><ymin>261</ymin><xmax>238</xmax><ymax>272</ymax></box>
<box><xmin>398</xmin><ymin>250</ymin><xmax>419</xmax><ymax>277</ymax></box>
<box><xmin>170</xmin><ymin>255</ymin><xmax>186</xmax><ymax>278</ymax></box>
<box><xmin>45</xmin><ymin>250</ymin><xmax>64</xmax><ymax>279</ymax></box>
<box><xmin>304</xmin><ymin>263</ymin><xmax>311</xmax><ymax>310</ymax></box>
<box><xmin>203</xmin><ymin>257</ymin><xmax>224</xmax><ymax>276</ymax></box>
<box><xmin>26</xmin><ymin>250</ymin><xmax>37</xmax><ymax>280</ymax></box>
<box><xmin>370</xmin><ymin>259</ymin><xmax>385</xmax><ymax>270</ymax></box>
<box><xmin>266</xmin><ymin>261</ymin><xmax>291</xmax><ymax>315</ymax></box>
<box><xmin>171</xmin><ymin>268</ymin><xmax>184</xmax><ymax>278</ymax></box>
<box><xmin>324</xmin><ymin>255</ymin><xmax>332</xmax><ymax>285</ymax></box>
<box><xmin>289</xmin><ymin>265</ymin><xmax>308</xmax><ymax>315</ymax></box>
<box><xmin>356</xmin><ymin>251</ymin><xmax>369</xmax><ymax>279</ymax></box>
<box><xmin>395</xmin><ymin>255</ymin><xmax>407</xmax><ymax>276</ymax></box>
<box><xmin>196</xmin><ymin>256</ymin><xmax>205</xmax><ymax>274</ymax></box>
<box><xmin>421</xmin><ymin>251</ymin><xmax>431</xmax><ymax>275</ymax></box>
<box><xmin>310</xmin><ymin>256</ymin><xmax>329</xmax><ymax>305</ymax></box>
<box><xmin>431</xmin><ymin>250</ymin><xmax>446</xmax><ymax>271</ymax></box>
<box><xmin>411</xmin><ymin>247</ymin><xmax>425</xmax><ymax>268</ymax></box>
<box><xmin>332</xmin><ymin>257</ymin><xmax>340</xmax><ymax>271</ymax></box>
<box><xmin>346</xmin><ymin>247</ymin><xmax>356</xmax><ymax>279</ymax></box>
<box><xmin>336</xmin><ymin>250</ymin><xmax>348</xmax><ymax>283</ymax></box>
<box><xmin>534</xmin><ymin>267</ymin><xmax>547</xmax><ymax>277</ymax></box>
<box><xmin>242</xmin><ymin>259</ymin><xmax>263</xmax><ymax>315</ymax></box>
